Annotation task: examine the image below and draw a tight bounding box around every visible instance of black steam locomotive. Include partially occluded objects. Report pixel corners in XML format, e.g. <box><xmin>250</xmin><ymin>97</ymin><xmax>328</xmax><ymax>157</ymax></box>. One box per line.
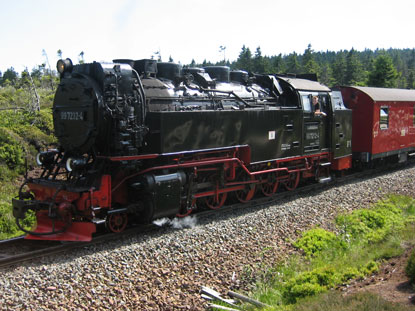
<box><xmin>12</xmin><ymin>58</ymin><xmax>353</xmax><ymax>241</ymax></box>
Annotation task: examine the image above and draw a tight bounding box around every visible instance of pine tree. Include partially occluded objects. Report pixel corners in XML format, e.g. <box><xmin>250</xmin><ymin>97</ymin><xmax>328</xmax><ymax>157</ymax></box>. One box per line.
<box><xmin>408</xmin><ymin>49</ymin><xmax>415</xmax><ymax>71</ymax></box>
<box><xmin>272</xmin><ymin>54</ymin><xmax>285</xmax><ymax>73</ymax></box>
<box><xmin>235</xmin><ymin>45</ymin><xmax>253</xmax><ymax>72</ymax></box>
<box><xmin>302</xmin><ymin>44</ymin><xmax>319</xmax><ymax>74</ymax></box>
<box><xmin>332</xmin><ymin>52</ymin><xmax>347</xmax><ymax>85</ymax></box>
<box><xmin>1</xmin><ymin>67</ymin><xmax>18</xmax><ymax>86</ymax></box>
<box><xmin>253</xmin><ymin>47</ymin><xmax>267</xmax><ymax>73</ymax></box>
<box><xmin>285</xmin><ymin>52</ymin><xmax>300</xmax><ymax>74</ymax></box>
<box><xmin>368</xmin><ymin>54</ymin><xmax>399</xmax><ymax>88</ymax></box>
<box><xmin>345</xmin><ymin>48</ymin><xmax>364</xmax><ymax>85</ymax></box>
<box><xmin>407</xmin><ymin>70</ymin><xmax>415</xmax><ymax>89</ymax></box>
<box><xmin>319</xmin><ymin>63</ymin><xmax>334</xmax><ymax>87</ymax></box>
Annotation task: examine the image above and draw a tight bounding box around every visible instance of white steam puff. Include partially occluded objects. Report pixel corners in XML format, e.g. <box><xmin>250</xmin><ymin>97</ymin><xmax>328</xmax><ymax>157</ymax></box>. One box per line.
<box><xmin>153</xmin><ymin>216</ymin><xmax>197</xmax><ymax>229</ymax></box>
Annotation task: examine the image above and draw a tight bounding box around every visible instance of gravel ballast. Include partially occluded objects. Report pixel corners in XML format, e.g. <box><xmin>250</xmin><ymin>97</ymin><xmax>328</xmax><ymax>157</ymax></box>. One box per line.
<box><xmin>1</xmin><ymin>166</ymin><xmax>414</xmax><ymax>310</ymax></box>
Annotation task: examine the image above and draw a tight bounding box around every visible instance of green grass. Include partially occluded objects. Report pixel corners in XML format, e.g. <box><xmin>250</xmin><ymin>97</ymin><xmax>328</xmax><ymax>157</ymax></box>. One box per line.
<box><xmin>289</xmin><ymin>291</ymin><xmax>413</xmax><ymax>311</ymax></box>
<box><xmin>0</xmin><ymin>180</ymin><xmax>23</xmax><ymax>239</ymax></box>
<box><xmin>406</xmin><ymin>248</ymin><xmax>415</xmax><ymax>283</ymax></box>
<box><xmin>0</xmin><ymin>178</ymin><xmax>36</xmax><ymax>240</ymax></box>
<box><xmin>0</xmin><ymin>109</ymin><xmax>54</xmax><ymax>240</ymax></box>
<box><xmin>242</xmin><ymin>194</ymin><xmax>415</xmax><ymax>311</ymax></box>
<box><xmin>0</xmin><ymin>82</ymin><xmax>56</xmax><ymax>240</ymax></box>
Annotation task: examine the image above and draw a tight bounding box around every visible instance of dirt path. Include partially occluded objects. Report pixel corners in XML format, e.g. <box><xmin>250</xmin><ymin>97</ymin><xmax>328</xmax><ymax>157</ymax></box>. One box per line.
<box><xmin>343</xmin><ymin>246</ymin><xmax>415</xmax><ymax>307</ymax></box>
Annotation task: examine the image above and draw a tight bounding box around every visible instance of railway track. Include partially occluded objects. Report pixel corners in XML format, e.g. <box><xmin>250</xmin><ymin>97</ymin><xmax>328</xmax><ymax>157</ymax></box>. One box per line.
<box><xmin>0</xmin><ymin>225</ymin><xmax>158</xmax><ymax>269</ymax></box>
<box><xmin>1</xmin><ymin>161</ymin><xmax>412</xmax><ymax>269</ymax></box>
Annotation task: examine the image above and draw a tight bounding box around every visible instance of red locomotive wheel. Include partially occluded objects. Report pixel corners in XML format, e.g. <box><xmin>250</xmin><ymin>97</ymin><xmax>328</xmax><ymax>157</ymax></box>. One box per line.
<box><xmin>283</xmin><ymin>171</ymin><xmax>300</xmax><ymax>191</ymax></box>
<box><xmin>202</xmin><ymin>173</ymin><xmax>228</xmax><ymax>210</ymax></box>
<box><xmin>260</xmin><ymin>173</ymin><xmax>279</xmax><ymax>197</ymax></box>
<box><xmin>176</xmin><ymin>209</ymin><xmax>192</xmax><ymax>218</ymax></box>
<box><xmin>106</xmin><ymin>213</ymin><xmax>128</xmax><ymax>233</ymax></box>
<box><xmin>176</xmin><ymin>199</ymin><xmax>197</xmax><ymax>217</ymax></box>
<box><xmin>235</xmin><ymin>172</ymin><xmax>256</xmax><ymax>203</ymax></box>
<box><xmin>205</xmin><ymin>192</ymin><xmax>227</xmax><ymax>210</ymax></box>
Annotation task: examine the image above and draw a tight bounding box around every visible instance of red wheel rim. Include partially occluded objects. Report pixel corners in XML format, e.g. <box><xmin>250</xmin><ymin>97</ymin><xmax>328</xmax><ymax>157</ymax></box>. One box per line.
<box><xmin>176</xmin><ymin>208</ymin><xmax>192</xmax><ymax>218</ymax></box>
<box><xmin>235</xmin><ymin>173</ymin><xmax>255</xmax><ymax>203</ymax></box>
<box><xmin>202</xmin><ymin>173</ymin><xmax>227</xmax><ymax>210</ymax></box>
<box><xmin>261</xmin><ymin>174</ymin><xmax>279</xmax><ymax>197</ymax></box>
<box><xmin>176</xmin><ymin>199</ymin><xmax>196</xmax><ymax>217</ymax></box>
<box><xmin>284</xmin><ymin>171</ymin><xmax>300</xmax><ymax>191</ymax></box>
<box><xmin>107</xmin><ymin>213</ymin><xmax>128</xmax><ymax>233</ymax></box>
<box><xmin>205</xmin><ymin>192</ymin><xmax>227</xmax><ymax>210</ymax></box>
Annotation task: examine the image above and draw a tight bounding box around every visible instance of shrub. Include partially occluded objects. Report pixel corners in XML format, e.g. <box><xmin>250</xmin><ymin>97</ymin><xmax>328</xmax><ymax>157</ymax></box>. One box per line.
<box><xmin>0</xmin><ymin>202</ymin><xmax>17</xmax><ymax>234</ymax></box>
<box><xmin>406</xmin><ymin>249</ymin><xmax>415</xmax><ymax>283</ymax></box>
<box><xmin>0</xmin><ymin>127</ymin><xmax>25</xmax><ymax>171</ymax></box>
<box><xmin>0</xmin><ymin>110</ymin><xmax>56</xmax><ymax>172</ymax></box>
<box><xmin>341</xmin><ymin>267</ymin><xmax>362</xmax><ymax>282</ymax></box>
<box><xmin>0</xmin><ymin>201</ymin><xmax>35</xmax><ymax>240</ymax></box>
<box><xmin>293</xmin><ymin>227</ymin><xmax>345</xmax><ymax>258</ymax></box>
<box><xmin>336</xmin><ymin>198</ymin><xmax>404</xmax><ymax>243</ymax></box>
<box><xmin>283</xmin><ymin>266</ymin><xmax>340</xmax><ymax>303</ymax></box>
<box><xmin>360</xmin><ymin>260</ymin><xmax>379</xmax><ymax>275</ymax></box>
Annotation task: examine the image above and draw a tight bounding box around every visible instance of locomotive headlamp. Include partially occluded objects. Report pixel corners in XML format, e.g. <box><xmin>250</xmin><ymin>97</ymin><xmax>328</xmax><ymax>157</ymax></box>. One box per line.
<box><xmin>65</xmin><ymin>157</ymin><xmax>87</xmax><ymax>172</ymax></box>
<box><xmin>57</xmin><ymin>58</ymin><xmax>73</xmax><ymax>74</ymax></box>
<box><xmin>36</xmin><ymin>150</ymin><xmax>58</xmax><ymax>166</ymax></box>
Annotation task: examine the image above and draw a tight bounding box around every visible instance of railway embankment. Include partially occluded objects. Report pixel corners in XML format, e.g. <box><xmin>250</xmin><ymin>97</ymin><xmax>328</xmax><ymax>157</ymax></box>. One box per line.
<box><xmin>1</xmin><ymin>165</ymin><xmax>415</xmax><ymax>310</ymax></box>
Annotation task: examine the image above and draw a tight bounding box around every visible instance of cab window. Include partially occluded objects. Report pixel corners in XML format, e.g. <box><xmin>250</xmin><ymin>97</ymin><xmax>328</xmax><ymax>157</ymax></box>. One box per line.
<box><xmin>331</xmin><ymin>91</ymin><xmax>347</xmax><ymax>110</ymax></box>
<box><xmin>319</xmin><ymin>95</ymin><xmax>328</xmax><ymax>114</ymax></box>
<box><xmin>302</xmin><ymin>95</ymin><xmax>311</xmax><ymax>112</ymax></box>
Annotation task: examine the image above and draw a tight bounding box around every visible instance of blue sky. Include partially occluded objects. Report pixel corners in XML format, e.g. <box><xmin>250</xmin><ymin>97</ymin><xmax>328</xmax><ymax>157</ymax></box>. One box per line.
<box><xmin>1</xmin><ymin>0</ymin><xmax>414</xmax><ymax>74</ymax></box>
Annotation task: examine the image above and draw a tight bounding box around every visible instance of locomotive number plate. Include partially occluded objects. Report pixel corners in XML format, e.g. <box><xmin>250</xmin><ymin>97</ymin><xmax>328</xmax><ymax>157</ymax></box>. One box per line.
<box><xmin>60</xmin><ymin>111</ymin><xmax>84</xmax><ymax>121</ymax></box>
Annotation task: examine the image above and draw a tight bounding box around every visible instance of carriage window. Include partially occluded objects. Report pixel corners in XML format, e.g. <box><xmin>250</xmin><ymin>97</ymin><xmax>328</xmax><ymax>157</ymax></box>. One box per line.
<box><xmin>413</xmin><ymin>106</ymin><xmax>415</xmax><ymax>126</ymax></box>
<box><xmin>380</xmin><ymin>107</ymin><xmax>389</xmax><ymax>130</ymax></box>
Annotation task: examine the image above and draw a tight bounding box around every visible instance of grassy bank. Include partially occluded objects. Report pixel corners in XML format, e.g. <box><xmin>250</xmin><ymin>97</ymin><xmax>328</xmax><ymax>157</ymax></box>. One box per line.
<box><xmin>0</xmin><ymin>78</ymin><xmax>57</xmax><ymax>240</ymax></box>
<box><xmin>0</xmin><ymin>181</ymin><xmax>29</xmax><ymax>239</ymax></box>
<box><xmin>241</xmin><ymin>195</ymin><xmax>415</xmax><ymax>310</ymax></box>
<box><xmin>0</xmin><ymin>109</ymin><xmax>55</xmax><ymax>240</ymax></box>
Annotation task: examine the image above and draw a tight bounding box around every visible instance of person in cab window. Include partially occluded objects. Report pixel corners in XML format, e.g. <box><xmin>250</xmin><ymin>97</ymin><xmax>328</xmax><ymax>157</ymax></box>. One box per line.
<box><xmin>312</xmin><ymin>95</ymin><xmax>327</xmax><ymax>116</ymax></box>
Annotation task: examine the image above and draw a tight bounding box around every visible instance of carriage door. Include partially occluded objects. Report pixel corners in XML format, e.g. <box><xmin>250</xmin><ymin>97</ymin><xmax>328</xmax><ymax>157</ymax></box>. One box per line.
<box><xmin>301</xmin><ymin>92</ymin><xmax>330</xmax><ymax>154</ymax></box>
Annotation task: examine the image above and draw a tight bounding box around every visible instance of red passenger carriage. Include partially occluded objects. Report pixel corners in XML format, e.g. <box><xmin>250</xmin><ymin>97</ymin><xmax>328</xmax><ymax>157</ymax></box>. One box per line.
<box><xmin>341</xmin><ymin>86</ymin><xmax>415</xmax><ymax>164</ymax></box>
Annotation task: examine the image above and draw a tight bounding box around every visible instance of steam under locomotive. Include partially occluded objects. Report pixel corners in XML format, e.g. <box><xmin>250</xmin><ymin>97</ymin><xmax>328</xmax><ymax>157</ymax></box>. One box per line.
<box><xmin>12</xmin><ymin>57</ymin><xmax>415</xmax><ymax>241</ymax></box>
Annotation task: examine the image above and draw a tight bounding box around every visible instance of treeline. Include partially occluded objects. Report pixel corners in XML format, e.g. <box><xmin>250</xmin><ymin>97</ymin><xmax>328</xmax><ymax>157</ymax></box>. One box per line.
<box><xmin>193</xmin><ymin>44</ymin><xmax>415</xmax><ymax>89</ymax></box>
<box><xmin>0</xmin><ymin>65</ymin><xmax>57</xmax><ymax>111</ymax></box>
<box><xmin>1</xmin><ymin>45</ymin><xmax>415</xmax><ymax>93</ymax></box>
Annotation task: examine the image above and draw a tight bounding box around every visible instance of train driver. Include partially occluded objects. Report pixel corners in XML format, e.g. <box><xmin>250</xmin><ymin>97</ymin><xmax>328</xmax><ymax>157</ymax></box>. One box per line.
<box><xmin>312</xmin><ymin>95</ymin><xmax>327</xmax><ymax>116</ymax></box>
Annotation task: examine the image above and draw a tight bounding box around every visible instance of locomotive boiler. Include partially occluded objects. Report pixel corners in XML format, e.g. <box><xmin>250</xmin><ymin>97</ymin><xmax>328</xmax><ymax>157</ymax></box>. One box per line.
<box><xmin>12</xmin><ymin>57</ymin><xmax>354</xmax><ymax>241</ymax></box>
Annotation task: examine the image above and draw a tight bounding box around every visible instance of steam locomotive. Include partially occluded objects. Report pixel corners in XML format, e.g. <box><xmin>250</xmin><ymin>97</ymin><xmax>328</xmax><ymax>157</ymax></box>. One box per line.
<box><xmin>12</xmin><ymin>57</ymin><xmax>415</xmax><ymax>241</ymax></box>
